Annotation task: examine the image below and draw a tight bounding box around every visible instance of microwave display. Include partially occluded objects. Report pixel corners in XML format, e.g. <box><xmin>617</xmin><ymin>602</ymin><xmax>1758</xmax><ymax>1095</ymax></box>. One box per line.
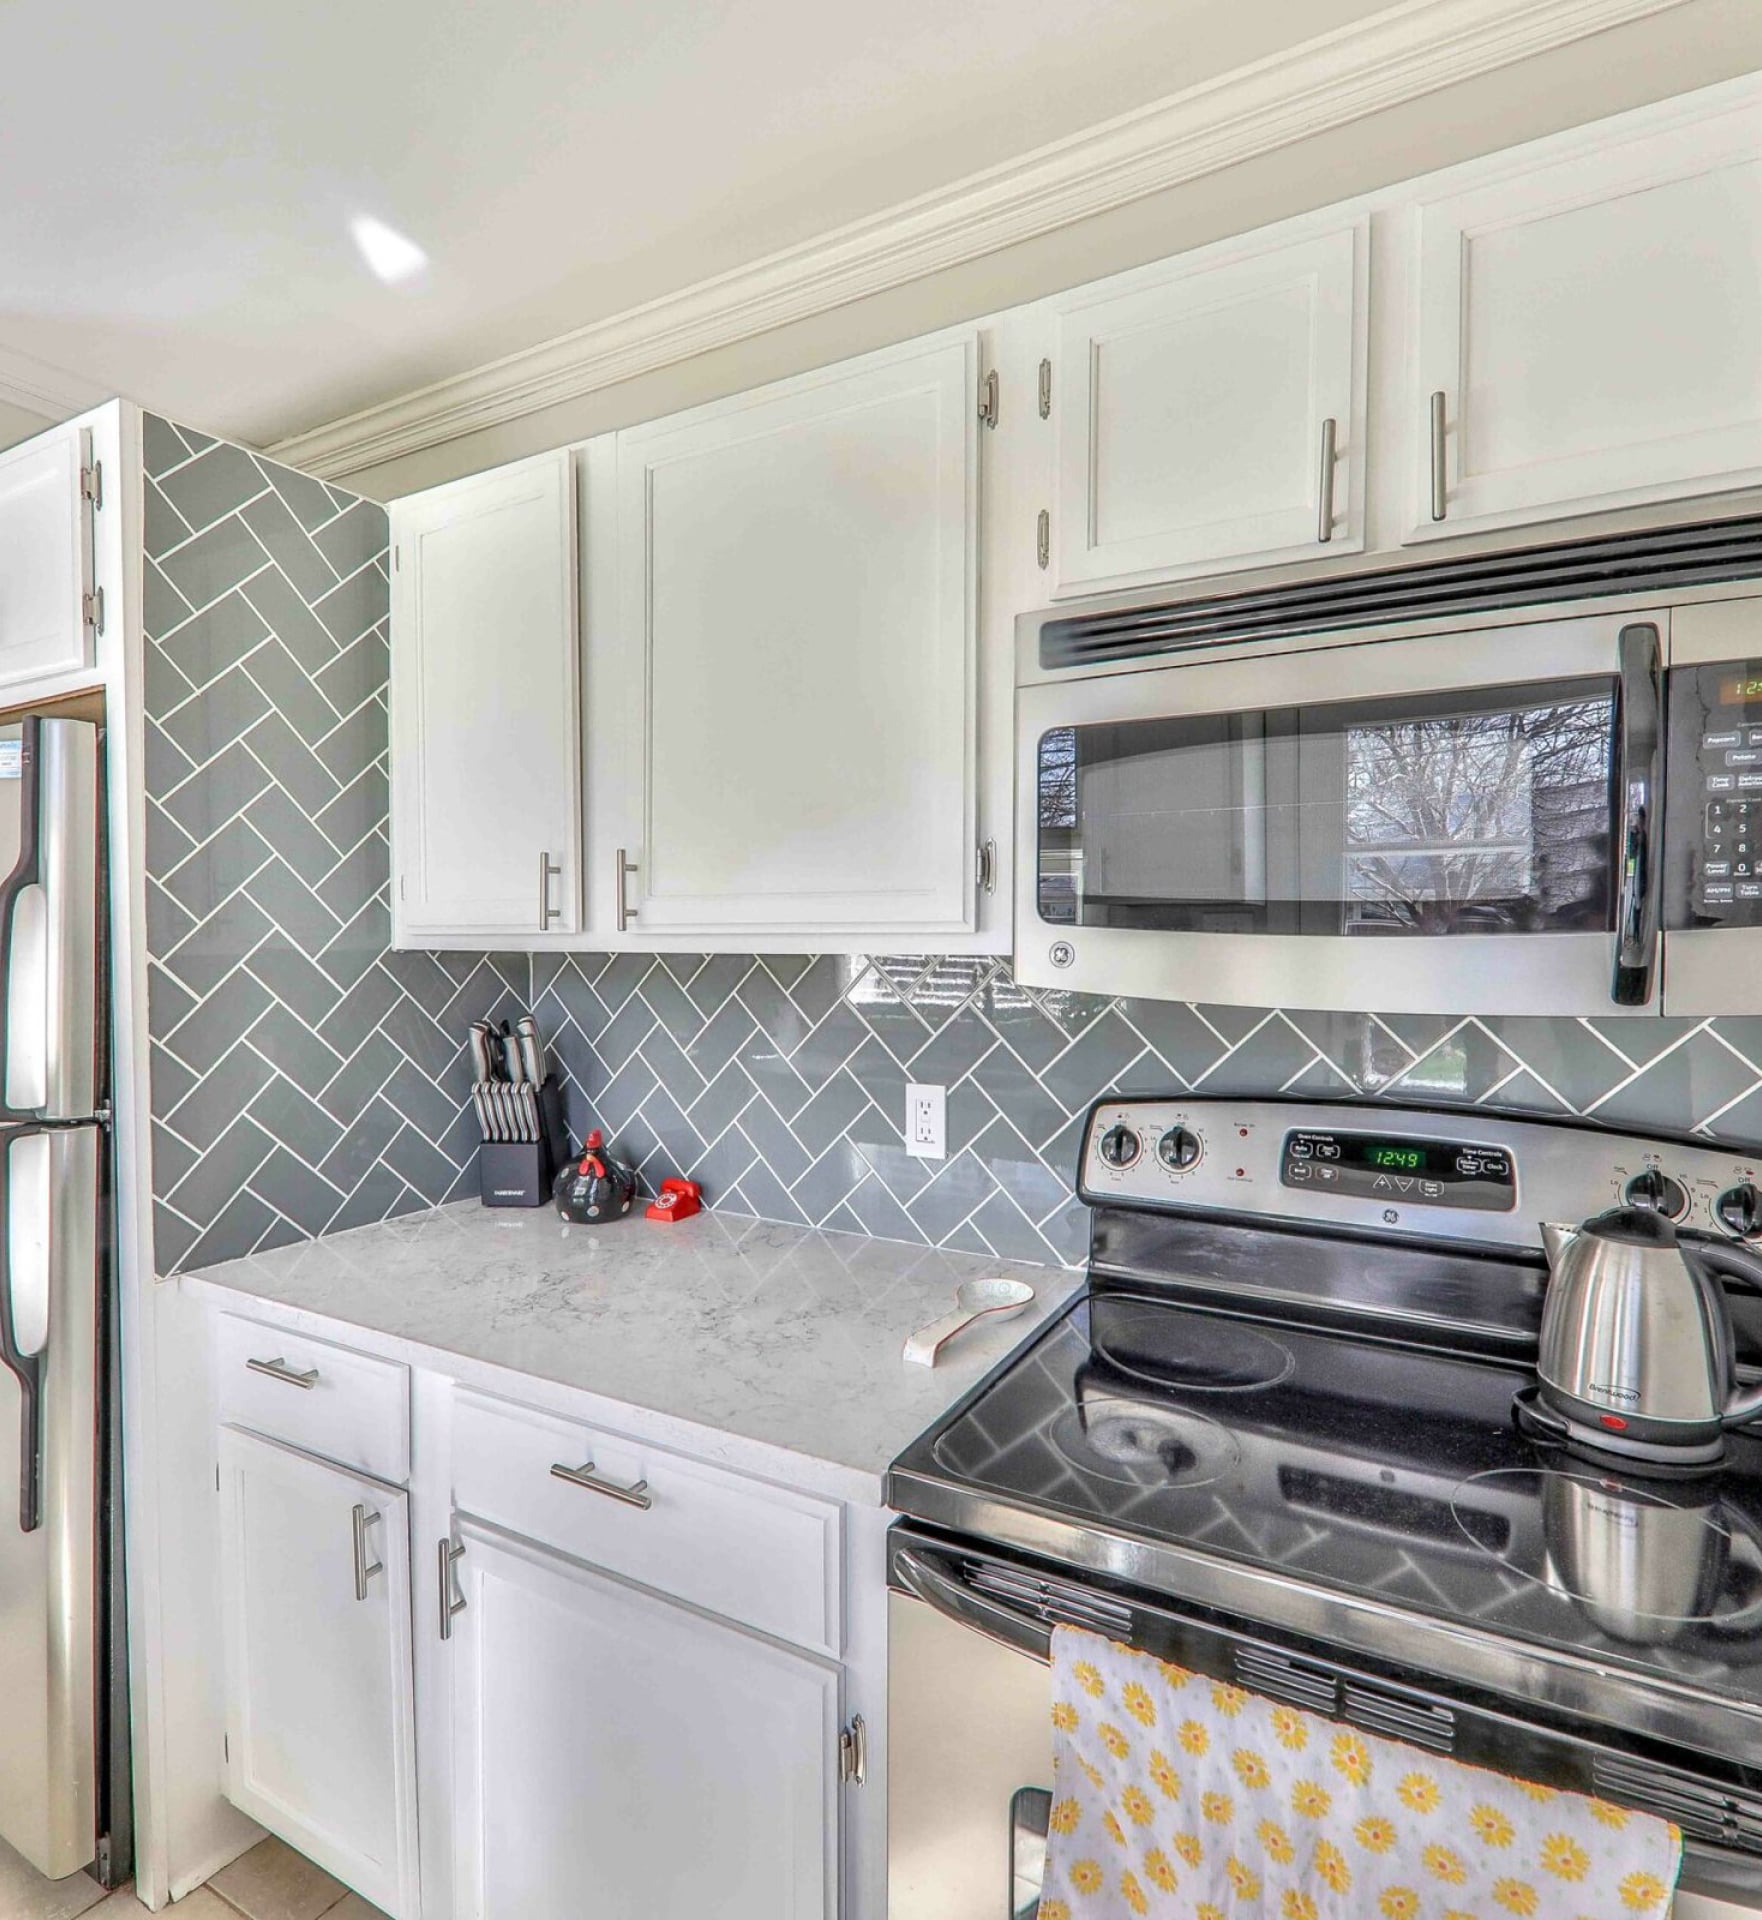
<box><xmin>1036</xmin><ymin>677</ymin><xmax>1618</xmax><ymax>936</ymax></box>
<box><xmin>1663</xmin><ymin>658</ymin><xmax>1762</xmax><ymax>932</ymax></box>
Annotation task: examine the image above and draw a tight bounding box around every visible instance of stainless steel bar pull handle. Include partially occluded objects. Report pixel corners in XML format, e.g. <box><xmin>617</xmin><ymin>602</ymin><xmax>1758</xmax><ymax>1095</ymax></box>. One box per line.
<box><xmin>538</xmin><ymin>851</ymin><xmax>563</xmax><ymax>931</ymax></box>
<box><xmin>351</xmin><ymin>1504</ymin><xmax>384</xmax><ymax>1602</ymax></box>
<box><xmin>1316</xmin><ymin>417</ymin><xmax>1338</xmax><ymax>544</ymax></box>
<box><xmin>1429</xmin><ymin>390</ymin><xmax>1448</xmax><ymax>522</ymax></box>
<box><xmin>550</xmin><ymin>1458</ymin><xmax>653</xmax><ymax>1510</ymax></box>
<box><xmin>438</xmin><ymin>1536</ymin><xmax>466</xmax><ymax>1640</ymax></box>
<box><xmin>614</xmin><ymin>848</ymin><xmax>638</xmax><ymax>933</ymax></box>
<box><xmin>246</xmin><ymin>1356</ymin><xmax>318</xmax><ymax>1390</ymax></box>
<box><xmin>1611</xmin><ymin>622</ymin><xmax>1663</xmax><ymax>1007</ymax></box>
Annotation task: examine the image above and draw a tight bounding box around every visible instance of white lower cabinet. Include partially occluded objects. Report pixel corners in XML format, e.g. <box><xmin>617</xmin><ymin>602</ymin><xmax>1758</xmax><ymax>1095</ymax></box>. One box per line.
<box><xmin>216</xmin><ymin>1426</ymin><xmax>421</xmax><ymax>1918</ymax></box>
<box><xmin>442</xmin><ymin>1521</ymin><xmax>841</xmax><ymax>1920</ymax></box>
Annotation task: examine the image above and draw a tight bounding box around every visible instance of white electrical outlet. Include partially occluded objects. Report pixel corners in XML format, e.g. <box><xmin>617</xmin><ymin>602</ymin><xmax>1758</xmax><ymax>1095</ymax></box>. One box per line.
<box><xmin>905</xmin><ymin>1083</ymin><xmax>946</xmax><ymax>1160</ymax></box>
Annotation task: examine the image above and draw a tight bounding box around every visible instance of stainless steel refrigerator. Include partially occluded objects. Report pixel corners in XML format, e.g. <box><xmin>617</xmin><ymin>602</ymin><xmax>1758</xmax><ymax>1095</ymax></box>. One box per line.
<box><xmin>0</xmin><ymin>712</ymin><xmax>128</xmax><ymax>1887</ymax></box>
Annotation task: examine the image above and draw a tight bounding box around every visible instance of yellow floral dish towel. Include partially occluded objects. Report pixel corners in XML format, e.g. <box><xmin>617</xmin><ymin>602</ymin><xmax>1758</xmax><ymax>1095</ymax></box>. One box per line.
<box><xmin>1039</xmin><ymin>1624</ymin><xmax>1682</xmax><ymax>1920</ymax></box>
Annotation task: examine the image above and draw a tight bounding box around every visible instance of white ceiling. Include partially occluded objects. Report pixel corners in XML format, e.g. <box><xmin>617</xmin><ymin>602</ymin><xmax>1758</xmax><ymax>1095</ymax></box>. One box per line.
<box><xmin>0</xmin><ymin>0</ymin><xmax>1393</xmax><ymax>446</ymax></box>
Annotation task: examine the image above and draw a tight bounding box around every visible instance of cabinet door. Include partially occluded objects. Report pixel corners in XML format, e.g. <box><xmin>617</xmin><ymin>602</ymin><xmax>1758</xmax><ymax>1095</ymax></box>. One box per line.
<box><xmin>217</xmin><ymin>1428</ymin><xmax>420</xmax><ymax>1918</ymax></box>
<box><xmin>1052</xmin><ymin>221</ymin><xmax>1365</xmax><ymax>593</ymax></box>
<box><xmin>615</xmin><ymin>336</ymin><xmax>978</xmax><ymax>936</ymax></box>
<box><xmin>0</xmin><ymin>425</ymin><xmax>92</xmax><ymax>690</ymax></box>
<box><xmin>446</xmin><ymin>1523</ymin><xmax>840</xmax><ymax>1920</ymax></box>
<box><xmin>1412</xmin><ymin>101</ymin><xmax>1762</xmax><ymax>538</ymax></box>
<box><xmin>390</xmin><ymin>451</ymin><xmax>580</xmax><ymax>941</ymax></box>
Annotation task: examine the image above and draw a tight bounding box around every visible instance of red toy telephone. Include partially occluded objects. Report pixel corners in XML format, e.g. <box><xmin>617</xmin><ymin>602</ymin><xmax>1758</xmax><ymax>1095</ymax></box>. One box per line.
<box><xmin>646</xmin><ymin>1178</ymin><xmax>702</xmax><ymax>1223</ymax></box>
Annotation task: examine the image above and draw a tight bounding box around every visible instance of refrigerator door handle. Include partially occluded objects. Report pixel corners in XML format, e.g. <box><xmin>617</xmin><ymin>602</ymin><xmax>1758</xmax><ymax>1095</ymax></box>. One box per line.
<box><xmin>0</xmin><ymin>717</ymin><xmax>45</xmax><ymax>1125</ymax></box>
<box><xmin>0</xmin><ymin>1123</ymin><xmax>50</xmax><ymax>1533</ymax></box>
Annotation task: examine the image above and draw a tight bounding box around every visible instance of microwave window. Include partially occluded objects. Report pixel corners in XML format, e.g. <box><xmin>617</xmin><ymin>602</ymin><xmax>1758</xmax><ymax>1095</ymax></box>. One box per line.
<box><xmin>1037</xmin><ymin>677</ymin><xmax>1616</xmax><ymax>936</ymax></box>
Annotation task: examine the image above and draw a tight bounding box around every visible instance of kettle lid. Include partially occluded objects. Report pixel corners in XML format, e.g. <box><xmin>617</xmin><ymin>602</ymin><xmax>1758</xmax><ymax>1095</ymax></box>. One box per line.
<box><xmin>1583</xmin><ymin>1203</ymin><xmax>1678</xmax><ymax>1246</ymax></box>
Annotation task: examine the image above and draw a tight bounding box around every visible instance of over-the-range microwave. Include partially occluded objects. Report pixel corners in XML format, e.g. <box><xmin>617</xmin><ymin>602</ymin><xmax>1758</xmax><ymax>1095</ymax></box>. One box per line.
<box><xmin>1014</xmin><ymin>524</ymin><xmax>1762</xmax><ymax>1017</ymax></box>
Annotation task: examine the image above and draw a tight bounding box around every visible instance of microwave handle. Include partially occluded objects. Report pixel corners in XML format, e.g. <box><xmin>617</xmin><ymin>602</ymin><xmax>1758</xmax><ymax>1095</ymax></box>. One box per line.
<box><xmin>1611</xmin><ymin>621</ymin><xmax>1663</xmax><ymax>1008</ymax></box>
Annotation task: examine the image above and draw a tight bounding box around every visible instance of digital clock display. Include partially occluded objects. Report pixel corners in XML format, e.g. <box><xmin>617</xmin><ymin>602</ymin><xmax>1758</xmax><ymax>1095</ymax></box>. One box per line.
<box><xmin>1280</xmin><ymin>1128</ymin><xmax>1517</xmax><ymax>1211</ymax></box>
<box><xmin>1718</xmin><ymin>666</ymin><xmax>1762</xmax><ymax>706</ymax></box>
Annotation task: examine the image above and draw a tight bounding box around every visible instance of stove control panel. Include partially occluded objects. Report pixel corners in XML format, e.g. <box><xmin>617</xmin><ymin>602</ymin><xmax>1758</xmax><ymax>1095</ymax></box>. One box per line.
<box><xmin>1280</xmin><ymin>1128</ymin><xmax>1514</xmax><ymax>1211</ymax></box>
<box><xmin>1078</xmin><ymin>1099</ymin><xmax>1762</xmax><ymax>1251</ymax></box>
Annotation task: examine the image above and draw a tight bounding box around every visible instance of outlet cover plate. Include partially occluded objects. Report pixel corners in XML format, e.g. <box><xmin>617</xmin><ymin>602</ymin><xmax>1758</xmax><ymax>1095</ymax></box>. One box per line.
<box><xmin>906</xmin><ymin>1083</ymin><xmax>946</xmax><ymax>1161</ymax></box>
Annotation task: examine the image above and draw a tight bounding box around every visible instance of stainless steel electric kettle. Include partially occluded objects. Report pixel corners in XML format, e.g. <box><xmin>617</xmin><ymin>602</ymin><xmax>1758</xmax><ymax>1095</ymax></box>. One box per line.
<box><xmin>1538</xmin><ymin>1206</ymin><xmax>1762</xmax><ymax>1467</ymax></box>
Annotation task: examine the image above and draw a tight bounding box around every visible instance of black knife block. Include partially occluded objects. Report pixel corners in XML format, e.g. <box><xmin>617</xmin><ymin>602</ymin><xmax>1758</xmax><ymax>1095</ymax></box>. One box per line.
<box><xmin>479</xmin><ymin>1076</ymin><xmax>569</xmax><ymax>1209</ymax></box>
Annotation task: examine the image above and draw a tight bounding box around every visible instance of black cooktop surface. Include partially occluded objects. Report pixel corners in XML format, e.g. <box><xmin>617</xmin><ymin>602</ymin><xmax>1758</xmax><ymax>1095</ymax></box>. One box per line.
<box><xmin>892</xmin><ymin>1287</ymin><xmax>1762</xmax><ymax>1701</ymax></box>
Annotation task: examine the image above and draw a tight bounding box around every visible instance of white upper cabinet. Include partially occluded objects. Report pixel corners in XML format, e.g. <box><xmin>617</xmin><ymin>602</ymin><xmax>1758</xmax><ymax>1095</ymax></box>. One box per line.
<box><xmin>612</xmin><ymin>336</ymin><xmax>979</xmax><ymax>938</ymax></box>
<box><xmin>1411</xmin><ymin>97</ymin><xmax>1762</xmax><ymax>540</ymax></box>
<box><xmin>1050</xmin><ymin>220</ymin><xmax>1366</xmax><ymax>595</ymax></box>
<box><xmin>0</xmin><ymin>425</ymin><xmax>93</xmax><ymax>692</ymax></box>
<box><xmin>217</xmin><ymin>1427</ymin><xmax>420</xmax><ymax>1919</ymax></box>
<box><xmin>390</xmin><ymin>451</ymin><xmax>580</xmax><ymax>942</ymax></box>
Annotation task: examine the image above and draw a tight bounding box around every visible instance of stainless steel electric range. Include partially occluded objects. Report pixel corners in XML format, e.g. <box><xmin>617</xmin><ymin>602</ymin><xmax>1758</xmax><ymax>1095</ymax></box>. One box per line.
<box><xmin>885</xmin><ymin>1098</ymin><xmax>1762</xmax><ymax>1920</ymax></box>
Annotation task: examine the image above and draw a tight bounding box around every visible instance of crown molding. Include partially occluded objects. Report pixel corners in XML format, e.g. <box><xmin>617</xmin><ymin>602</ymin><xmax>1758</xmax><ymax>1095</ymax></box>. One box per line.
<box><xmin>0</xmin><ymin>343</ymin><xmax>110</xmax><ymax>423</ymax></box>
<box><xmin>269</xmin><ymin>0</ymin><xmax>1691</xmax><ymax>480</ymax></box>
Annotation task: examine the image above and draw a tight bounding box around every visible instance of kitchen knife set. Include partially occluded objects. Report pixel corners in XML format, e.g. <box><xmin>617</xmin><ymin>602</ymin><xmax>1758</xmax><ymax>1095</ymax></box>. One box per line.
<box><xmin>472</xmin><ymin>1014</ymin><xmax>570</xmax><ymax>1208</ymax></box>
<box><xmin>470</xmin><ymin>1015</ymin><xmax>549</xmax><ymax>1144</ymax></box>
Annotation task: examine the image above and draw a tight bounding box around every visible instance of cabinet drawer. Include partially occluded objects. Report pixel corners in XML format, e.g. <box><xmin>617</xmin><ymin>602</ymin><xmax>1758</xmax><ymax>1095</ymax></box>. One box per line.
<box><xmin>216</xmin><ymin>1314</ymin><xmax>410</xmax><ymax>1484</ymax></box>
<box><xmin>450</xmin><ymin>1388</ymin><xmax>842</xmax><ymax>1657</ymax></box>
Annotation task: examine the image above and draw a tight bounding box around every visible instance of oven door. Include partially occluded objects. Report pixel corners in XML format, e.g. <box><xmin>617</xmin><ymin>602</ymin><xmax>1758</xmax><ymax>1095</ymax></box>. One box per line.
<box><xmin>1015</xmin><ymin>613</ymin><xmax>1663</xmax><ymax>1014</ymax></box>
<box><xmin>886</xmin><ymin>1526</ymin><xmax>1762</xmax><ymax>1918</ymax></box>
<box><xmin>888</xmin><ymin>1556</ymin><xmax>1054</xmax><ymax>1919</ymax></box>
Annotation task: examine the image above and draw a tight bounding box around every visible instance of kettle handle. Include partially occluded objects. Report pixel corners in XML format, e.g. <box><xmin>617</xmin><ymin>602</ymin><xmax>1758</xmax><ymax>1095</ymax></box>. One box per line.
<box><xmin>1685</xmin><ymin>1240</ymin><xmax>1762</xmax><ymax>1430</ymax></box>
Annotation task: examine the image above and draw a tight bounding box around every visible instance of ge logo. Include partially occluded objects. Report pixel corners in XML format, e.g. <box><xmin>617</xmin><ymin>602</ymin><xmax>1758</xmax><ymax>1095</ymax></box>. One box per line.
<box><xmin>1049</xmin><ymin>941</ymin><xmax>1075</xmax><ymax>969</ymax></box>
<box><xmin>1383</xmin><ymin>1208</ymin><xmax>1399</xmax><ymax>1225</ymax></box>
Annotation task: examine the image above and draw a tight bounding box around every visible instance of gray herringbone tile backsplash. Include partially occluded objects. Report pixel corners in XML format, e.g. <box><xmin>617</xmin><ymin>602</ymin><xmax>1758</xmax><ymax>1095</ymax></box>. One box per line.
<box><xmin>139</xmin><ymin>413</ymin><xmax>1762</xmax><ymax>1275</ymax></box>
<box><xmin>141</xmin><ymin>415</ymin><xmax>523</xmax><ymax>1273</ymax></box>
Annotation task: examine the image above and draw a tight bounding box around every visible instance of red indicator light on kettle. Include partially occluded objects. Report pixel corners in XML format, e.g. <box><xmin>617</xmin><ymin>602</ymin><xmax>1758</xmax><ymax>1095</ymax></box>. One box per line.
<box><xmin>1599</xmin><ymin>1414</ymin><xmax>1630</xmax><ymax>1431</ymax></box>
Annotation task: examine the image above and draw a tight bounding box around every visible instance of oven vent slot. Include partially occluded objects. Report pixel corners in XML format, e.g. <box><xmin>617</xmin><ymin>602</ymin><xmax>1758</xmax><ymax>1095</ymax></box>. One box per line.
<box><xmin>1038</xmin><ymin>513</ymin><xmax>1762</xmax><ymax>671</ymax></box>
<box><xmin>1594</xmin><ymin>1755</ymin><xmax>1762</xmax><ymax>1854</ymax></box>
<box><xmin>1233</xmin><ymin>1649</ymin><xmax>1338</xmax><ymax>1718</ymax></box>
<box><xmin>1341</xmin><ymin>1685</ymin><xmax>1457</xmax><ymax>1756</ymax></box>
<box><xmin>968</xmin><ymin>1562</ymin><xmax>1134</xmax><ymax>1639</ymax></box>
<box><xmin>1231</xmin><ymin>1649</ymin><xmax>1459</xmax><ymax>1757</ymax></box>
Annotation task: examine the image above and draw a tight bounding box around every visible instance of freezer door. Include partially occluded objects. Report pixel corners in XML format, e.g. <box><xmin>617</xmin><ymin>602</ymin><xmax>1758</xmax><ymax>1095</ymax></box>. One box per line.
<box><xmin>0</xmin><ymin>716</ymin><xmax>100</xmax><ymax>1121</ymax></box>
<box><xmin>0</xmin><ymin>1123</ymin><xmax>99</xmax><ymax>1877</ymax></box>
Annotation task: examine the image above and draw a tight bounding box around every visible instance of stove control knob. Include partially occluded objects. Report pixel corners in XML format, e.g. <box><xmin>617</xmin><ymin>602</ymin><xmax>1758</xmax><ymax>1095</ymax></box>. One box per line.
<box><xmin>1157</xmin><ymin>1126</ymin><xmax>1201</xmax><ymax>1171</ymax></box>
<box><xmin>1097</xmin><ymin>1124</ymin><xmax>1142</xmax><ymax>1171</ymax></box>
<box><xmin>1624</xmin><ymin>1168</ymin><xmax>1688</xmax><ymax>1219</ymax></box>
<box><xmin>1716</xmin><ymin>1183</ymin><xmax>1762</xmax><ymax>1239</ymax></box>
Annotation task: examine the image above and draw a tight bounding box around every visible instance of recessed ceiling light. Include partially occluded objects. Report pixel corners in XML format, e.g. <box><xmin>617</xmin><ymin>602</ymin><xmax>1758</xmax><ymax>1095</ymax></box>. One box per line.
<box><xmin>350</xmin><ymin>216</ymin><xmax>428</xmax><ymax>285</ymax></box>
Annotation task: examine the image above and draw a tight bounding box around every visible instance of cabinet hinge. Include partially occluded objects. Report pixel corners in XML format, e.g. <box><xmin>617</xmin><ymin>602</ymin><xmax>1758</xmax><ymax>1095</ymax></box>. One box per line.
<box><xmin>393</xmin><ymin>545</ymin><xmax>401</xmax><ymax>572</ymax></box>
<box><xmin>1038</xmin><ymin>359</ymin><xmax>1052</xmax><ymax>420</ymax></box>
<box><xmin>977</xmin><ymin>370</ymin><xmax>1000</xmax><ymax>430</ymax></box>
<box><xmin>80</xmin><ymin>460</ymin><xmax>103</xmax><ymax>510</ymax></box>
<box><xmin>838</xmin><ymin>1714</ymin><xmax>867</xmax><ymax>1786</ymax></box>
<box><xmin>976</xmin><ymin>838</ymin><xmax>997</xmax><ymax>895</ymax></box>
<box><xmin>83</xmin><ymin>587</ymin><xmax>105</xmax><ymax>635</ymax></box>
<box><xmin>399</xmin><ymin>874</ymin><xmax>407</xmax><ymax>903</ymax></box>
<box><xmin>1036</xmin><ymin>510</ymin><xmax>1050</xmax><ymax>571</ymax></box>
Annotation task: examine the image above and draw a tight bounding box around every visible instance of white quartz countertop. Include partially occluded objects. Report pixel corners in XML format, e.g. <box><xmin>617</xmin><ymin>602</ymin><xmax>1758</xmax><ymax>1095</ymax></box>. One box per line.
<box><xmin>180</xmin><ymin>1202</ymin><xmax>1083</xmax><ymax>1502</ymax></box>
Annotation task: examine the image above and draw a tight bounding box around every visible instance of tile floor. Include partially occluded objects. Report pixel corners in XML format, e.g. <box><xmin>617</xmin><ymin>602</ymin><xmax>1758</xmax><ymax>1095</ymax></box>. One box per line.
<box><xmin>0</xmin><ymin>1837</ymin><xmax>384</xmax><ymax>1920</ymax></box>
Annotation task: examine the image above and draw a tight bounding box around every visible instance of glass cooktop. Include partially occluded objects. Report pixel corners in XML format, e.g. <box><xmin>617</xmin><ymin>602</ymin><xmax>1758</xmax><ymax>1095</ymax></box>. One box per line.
<box><xmin>891</xmin><ymin>1289</ymin><xmax>1762</xmax><ymax>1700</ymax></box>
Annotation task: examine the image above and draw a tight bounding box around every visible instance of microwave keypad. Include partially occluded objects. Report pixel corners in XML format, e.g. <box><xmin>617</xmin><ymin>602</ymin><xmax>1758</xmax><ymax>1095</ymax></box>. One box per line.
<box><xmin>1664</xmin><ymin>659</ymin><xmax>1762</xmax><ymax>930</ymax></box>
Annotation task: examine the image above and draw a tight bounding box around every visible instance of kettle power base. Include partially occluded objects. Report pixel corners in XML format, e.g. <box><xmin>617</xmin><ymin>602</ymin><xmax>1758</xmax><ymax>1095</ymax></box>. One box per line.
<box><xmin>1514</xmin><ymin>1386</ymin><xmax>1729</xmax><ymax>1475</ymax></box>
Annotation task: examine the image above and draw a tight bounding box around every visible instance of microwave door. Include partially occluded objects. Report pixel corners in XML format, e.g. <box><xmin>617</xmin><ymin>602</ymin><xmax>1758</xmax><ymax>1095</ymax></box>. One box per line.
<box><xmin>1015</xmin><ymin>615</ymin><xmax>1657</xmax><ymax>1016</ymax></box>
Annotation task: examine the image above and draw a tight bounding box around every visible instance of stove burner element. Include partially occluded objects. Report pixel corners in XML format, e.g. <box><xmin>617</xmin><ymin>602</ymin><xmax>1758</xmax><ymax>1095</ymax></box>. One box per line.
<box><xmin>1049</xmin><ymin>1397</ymin><xmax>1241</xmax><ymax>1490</ymax></box>
<box><xmin>1450</xmin><ymin>1466</ymin><xmax>1762</xmax><ymax>1644</ymax></box>
<box><xmin>1089</xmin><ymin>1301</ymin><xmax>1295</xmax><ymax>1395</ymax></box>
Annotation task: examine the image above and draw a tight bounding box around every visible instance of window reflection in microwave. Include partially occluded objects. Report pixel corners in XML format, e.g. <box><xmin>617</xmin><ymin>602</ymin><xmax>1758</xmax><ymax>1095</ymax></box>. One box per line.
<box><xmin>1036</xmin><ymin>681</ymin><xmax>1617</xmax><ymax>936</ymax></box>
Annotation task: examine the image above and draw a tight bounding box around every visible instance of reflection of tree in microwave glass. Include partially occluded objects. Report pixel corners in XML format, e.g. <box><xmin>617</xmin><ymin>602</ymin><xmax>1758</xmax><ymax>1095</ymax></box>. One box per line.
<box><xmin>1343</xmin><ymin>697</ymin><xmax>1613</xmax><ymax>933</ymax></box>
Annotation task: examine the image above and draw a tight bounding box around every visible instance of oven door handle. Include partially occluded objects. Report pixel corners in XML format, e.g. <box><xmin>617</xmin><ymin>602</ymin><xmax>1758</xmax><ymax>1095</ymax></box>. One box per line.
<box><xmin>1611</xmin><ymin>621</ymin><xmax>1663</xmax><ymax>1008</ymax></box>
<box><xmin>895</xmin><ymin>1547</ymin><xmax>1054</xmax><ymax>1664</ymax></box>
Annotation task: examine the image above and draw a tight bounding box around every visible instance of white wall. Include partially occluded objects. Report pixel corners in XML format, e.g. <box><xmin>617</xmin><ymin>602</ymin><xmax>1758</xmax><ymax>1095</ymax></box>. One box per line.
<box><xmin>0</xmin><ymin>397</ymin><xmax>56</xmax><ymax>452</ymax></box>
<box><xmin>335</xmin><ymin>0</ymin><xmax>1762</xmax><ymax>500</ymax></box>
